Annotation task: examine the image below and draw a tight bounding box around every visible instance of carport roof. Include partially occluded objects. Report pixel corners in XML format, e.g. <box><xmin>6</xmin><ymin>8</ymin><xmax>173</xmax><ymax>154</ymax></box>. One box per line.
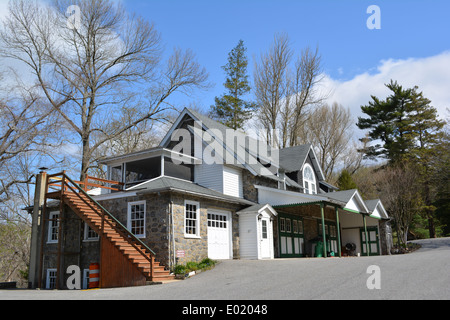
<box><xmin>272</xmin><ymin>198</ymin><xmax>345</xmax><ymax>209</ymax></box>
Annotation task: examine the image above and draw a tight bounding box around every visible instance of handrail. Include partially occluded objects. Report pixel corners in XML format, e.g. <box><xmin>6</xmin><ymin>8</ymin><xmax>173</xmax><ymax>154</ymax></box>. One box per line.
<box><xmin>47</xmin><ymin>174</ymin><xmax>124</xmax><ymax>192</ymax></box>
<box><xmin>46</xmin><ymin>172</ymin><xmax>156</xmax><ymax>258</ymax></box>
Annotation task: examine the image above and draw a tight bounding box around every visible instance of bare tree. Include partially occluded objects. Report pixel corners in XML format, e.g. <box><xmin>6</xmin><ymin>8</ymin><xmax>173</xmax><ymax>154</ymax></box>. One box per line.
<box><xmin>375</xmin><ymin>164</ymin><xmax>422</xmax><ymax>246</ymax></box>
<box><xmin>0</xmin><ymin>73</ymin><xmax>61</xmax><ymax>203</ymax></box>
<box><xmin>297</xmin><ymin>102</ymin><xmax>353</xmax><ymax>180</ymax></box>
<box><xmin>0</xmin><ymin>0</ymin><xmax>209</xmax><ymax>181</ymax></box>
<box><xmin>253</xmin><ymin>33</ymin><xmax>325</xmax><ymax>148</ymax></box>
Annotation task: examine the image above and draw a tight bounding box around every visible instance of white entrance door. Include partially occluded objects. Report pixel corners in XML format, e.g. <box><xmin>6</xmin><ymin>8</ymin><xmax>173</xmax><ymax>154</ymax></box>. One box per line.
<box><xmin>260</xmin><ymin>218</ymin><xmax>271</xmax><ymax>259</ymax></box>
<box><xmin>207</xmin><ymin>210</ymin><xmax>231</xmax><ymax>259</ymax></box>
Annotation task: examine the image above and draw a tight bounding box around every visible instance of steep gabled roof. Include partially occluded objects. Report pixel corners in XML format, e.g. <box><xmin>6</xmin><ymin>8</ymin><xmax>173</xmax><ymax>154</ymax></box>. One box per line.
<box><xmin>365</xmin><ymin>199</ymin><xmax>389</xmax><ymax>220</ymax></box>
<box><xmin>326</xmin><ymin>189</ymin><xmax>369</xmax><ymax>214</ymax></box>
<box><xmin>159</xmin><ymin>108</ymin><xmax>283</xmax><ymax>180</ymax></box>
<box><xmin>159</xmin><ymin>108</ymin><xmax>325</xmax><ymax>186</ymax></box>
<box><xmin>278</xmin><ymin>144</ymin><xmax>325</xmax><ymax>181</ymax></box>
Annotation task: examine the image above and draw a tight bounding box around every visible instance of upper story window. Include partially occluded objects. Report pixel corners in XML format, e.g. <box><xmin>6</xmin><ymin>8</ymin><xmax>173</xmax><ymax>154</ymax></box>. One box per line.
<box><xmin>303</xmin><ymin>163</ymin><xmax>316</xmax><ymax>195</ymax></box>
<box><xmin>47</xmin><ymin>212</ymin><xmax>59</xmax><ymax>243</ymax></box>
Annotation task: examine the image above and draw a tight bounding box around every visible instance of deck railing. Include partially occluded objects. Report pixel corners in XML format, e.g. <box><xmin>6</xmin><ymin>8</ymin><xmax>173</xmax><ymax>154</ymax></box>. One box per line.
<box><xmin>39</xmin><ymin>172</ymin><xmax>154</xmax><ymax>288</ymax></box>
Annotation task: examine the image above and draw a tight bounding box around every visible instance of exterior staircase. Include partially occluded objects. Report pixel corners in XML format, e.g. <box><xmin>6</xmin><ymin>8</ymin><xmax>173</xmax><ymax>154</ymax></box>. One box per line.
<box><xmin>45</xmin><ymin>173</ymin><xmax>174</xmax><ymax>286</ymax></box>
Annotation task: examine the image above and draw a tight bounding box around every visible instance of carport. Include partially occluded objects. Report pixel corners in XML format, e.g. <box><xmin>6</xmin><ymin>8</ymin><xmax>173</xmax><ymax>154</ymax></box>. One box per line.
<box><xmin>272</xmin><ymin>194</ymin><xmax>374</xmax><ymax>258</ymax></box>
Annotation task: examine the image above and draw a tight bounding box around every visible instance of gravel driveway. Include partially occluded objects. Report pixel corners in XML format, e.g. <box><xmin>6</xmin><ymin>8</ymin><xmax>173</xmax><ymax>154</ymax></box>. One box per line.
<box><xmin>2</xmin><ymin>237</ymin><xmax>450</xmax><ymax>300</ymax></box>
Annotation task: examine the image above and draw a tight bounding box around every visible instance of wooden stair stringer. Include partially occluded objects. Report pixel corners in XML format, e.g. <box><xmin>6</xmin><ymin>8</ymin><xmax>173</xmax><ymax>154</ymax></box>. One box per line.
<box><xmin>60</xmin><ymin>192</ymin><xmax>174</xmax><ymax>282</ymax></box>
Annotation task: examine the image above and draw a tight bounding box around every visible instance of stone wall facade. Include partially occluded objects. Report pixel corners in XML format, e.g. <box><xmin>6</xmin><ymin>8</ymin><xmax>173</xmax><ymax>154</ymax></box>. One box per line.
<box><xmin>39</xmin><ymin>191</ymin><xmax>245</xmax><ymax>288</ymax></box>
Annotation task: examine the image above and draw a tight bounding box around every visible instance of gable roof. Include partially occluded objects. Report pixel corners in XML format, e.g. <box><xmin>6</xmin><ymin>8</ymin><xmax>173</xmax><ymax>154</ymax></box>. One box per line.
<box><xmin>159</xmin><ymin>108</ymin><xmax>326</xmax><ymax>185</ymax></box>
<box><xmin>236</xmin><ymin>203</ymin><xmax>278</xmax><ymax>216</ymax></box>
<box><xmin>278</xmin><ymin>144</ymin><xmax>325</xmax><ymax>181</ymax></box>
<box><xmin>159</xmin><ymin>108</ymin><xmax>283</xmax><ymax>179</ymax></box>
<box><xmin>326</xmin><ymin>189</ymin><xmax>369</xmax><ymax>214</ymax></box>
<box><xmin>365</xmin><ymin>199</ymin><xmax>389</xmax><ymax>220</ymax></box>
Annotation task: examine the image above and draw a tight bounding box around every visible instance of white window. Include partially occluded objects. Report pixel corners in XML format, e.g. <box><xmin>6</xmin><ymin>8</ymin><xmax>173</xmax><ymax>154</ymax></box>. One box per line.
<box><xmin>47</xmin><ymin>212</ymin><xmax>59</xmax><ymax>243</ymax></box>
<box><xmin>46</xmin><ymin>269</ymin><xmax>57</xmax><ymax>289</ymax></box>
<box><xmin>83</xmin><ymin>269</ymin><xmax>90</xmax><ymax>289</ymax></box>
<box><xmin>127</xmin><ymin>201</ymin><xmax>146</xmax><ymax>238</ymax></box>
<box><xmin>184</xmin><ymin>200</ymin><xmax>200</xmax><ymax>238</ymax></box>
<box><xmin>303</xmin><ymin>163</ymin><xmax>317</xmax><ymax>194</ymax></box>
<box><xmin>262</xmin><ymin>220</ymin><xmax>268</xmax><ymax>239</ymax></box>
<box><xmin>84</xmin><ymin>223</ymin><xmax>99</xmax><ymax>241</ymax></box>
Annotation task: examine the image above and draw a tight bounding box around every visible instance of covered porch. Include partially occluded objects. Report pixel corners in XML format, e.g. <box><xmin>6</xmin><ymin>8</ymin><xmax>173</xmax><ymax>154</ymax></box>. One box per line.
<box><xmin>270</xmin><ymin>192</ymin><xmax>384</xmax><ymax>258</ymax></box>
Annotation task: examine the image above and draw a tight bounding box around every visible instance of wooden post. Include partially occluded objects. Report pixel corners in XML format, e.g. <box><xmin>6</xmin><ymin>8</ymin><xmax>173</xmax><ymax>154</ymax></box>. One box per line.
<box><xmin>56</xmin><ymin>173</ymin><xmax>66</xmax><ymax>290</ymax></box>
<box><xmin>320</xmin><ymin>203</ymin><xmax>327</xmax><ymax>258</ymax></box>
<box><xmin>335</xmin><ymin>207</ymin><xmax>342</xmax><ymax>258</ymax></box>
<box><xmin>38</xmin><ymin>173</ymin><xmax>50</xmax><ymax>289</ymax></box>
<box><xmin>363</xmin><ymin>214</ymin><xmax>370</xmax><ymax>256</ymax></box>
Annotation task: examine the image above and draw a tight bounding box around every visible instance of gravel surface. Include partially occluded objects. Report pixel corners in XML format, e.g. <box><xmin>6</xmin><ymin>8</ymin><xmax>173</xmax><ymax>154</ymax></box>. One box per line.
<box><xmin>2</xmin><ymin>237</ymin><xmax>449</xmax><ymax>300</ymax></box>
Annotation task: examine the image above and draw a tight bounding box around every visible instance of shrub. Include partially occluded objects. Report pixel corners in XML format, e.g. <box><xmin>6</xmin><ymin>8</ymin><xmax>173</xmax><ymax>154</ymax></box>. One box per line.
<box><xmin>185</xmin><ymin>261</ymin><xmax>199</xmax><ymax>271</ymax></box>
<box><xmin>173</xmin><ymin>264</ymin><xmax>187</xmax><ymax>274</ymax></box>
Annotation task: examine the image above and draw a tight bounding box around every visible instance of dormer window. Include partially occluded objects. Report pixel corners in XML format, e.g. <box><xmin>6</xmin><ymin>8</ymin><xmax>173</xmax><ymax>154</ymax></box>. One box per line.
<box><xmin>303</xmin><ymin>164</ymin><xmax>316</xmax><ymax>195</ymax></box>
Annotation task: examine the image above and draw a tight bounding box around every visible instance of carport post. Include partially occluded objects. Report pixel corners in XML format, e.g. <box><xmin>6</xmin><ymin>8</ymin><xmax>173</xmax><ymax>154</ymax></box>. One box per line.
<box><xmin>335</xmin><ymin>206</ymin><xmax>341</xmax><ymax>257</ymax></box>
<box><xmin>320</xmin><ymin>203</ymin><xmax>327</xmax><ymax>258</ymax></box>
<box><xmin>363</xmin><ymin>214</ymin><xmax>370</xmax><ymax>256</ymax></box>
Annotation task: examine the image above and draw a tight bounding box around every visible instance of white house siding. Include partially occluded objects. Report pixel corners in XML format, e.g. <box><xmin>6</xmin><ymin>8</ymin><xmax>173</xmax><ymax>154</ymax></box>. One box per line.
<box><xmin>223</xmin><ymin>166</ymin><xmax>243</xmax><ymax>198</ymax></box>
<box><xmin>194</xmin><ymin>163</ymin><xmax>224</xmax><ymax>193</ymax></box>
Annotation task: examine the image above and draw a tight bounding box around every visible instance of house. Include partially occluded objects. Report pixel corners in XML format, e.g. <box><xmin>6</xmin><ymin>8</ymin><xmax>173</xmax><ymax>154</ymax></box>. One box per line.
<box><xmin>27</xmin><ymin>108</ymin><xmax>393</xmax><ymax>290</ymax></box>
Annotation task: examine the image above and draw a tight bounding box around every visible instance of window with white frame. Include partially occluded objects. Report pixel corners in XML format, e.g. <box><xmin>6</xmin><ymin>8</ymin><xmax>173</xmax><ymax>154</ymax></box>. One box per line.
<box><xmin>83</xmin><ymin>269</ymin><xmax>90</xmax><ymax>289</ymax></box>
<box><xmin>303</xmin><ymin>163</ymin><xmax>317</xmax><ymax>195</ymax></box>
<box><xmin>127</xmin><ymin>201</ymin><xmax>146</xmax><ymax>238</ymax></box>
<box><xmin>84</xmin><ymin>223</ymin><xmax>99</xmax><ymax>241</ymax></box>
<box><xmin>47</xmin><ymin>212</ymin><xmax>59</xmax><ymax>243</ymax></box>
<box><xmin>184</xmin><ymin>200</ymin><xmax>200</xmax><ymax>238</ymax></box>
<box><xmin>46</xmin><ymin>269</ymin><xmax>57</xmax><ymax>289</ymax></box>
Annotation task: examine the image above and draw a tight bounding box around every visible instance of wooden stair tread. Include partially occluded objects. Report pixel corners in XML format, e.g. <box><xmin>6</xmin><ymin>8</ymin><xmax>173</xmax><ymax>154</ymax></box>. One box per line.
<box><xmin>61</xmin><ymin>191</ymin><xmax>168</xmax><ymax>282</ymax></box>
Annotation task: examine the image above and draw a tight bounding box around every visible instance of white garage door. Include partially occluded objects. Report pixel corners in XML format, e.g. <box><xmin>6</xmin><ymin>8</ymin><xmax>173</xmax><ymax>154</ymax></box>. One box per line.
<box><xmin>207</xmin><ymin>210</ymin><xmax>231</xmax><ymax>259</ymax></box>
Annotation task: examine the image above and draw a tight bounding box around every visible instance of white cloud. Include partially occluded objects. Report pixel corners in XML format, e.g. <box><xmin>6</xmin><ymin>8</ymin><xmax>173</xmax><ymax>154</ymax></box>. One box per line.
<box><xmin>319</xmin><ymin>51</ymin><xmax>450</xmax><ymax>133</ymax></box>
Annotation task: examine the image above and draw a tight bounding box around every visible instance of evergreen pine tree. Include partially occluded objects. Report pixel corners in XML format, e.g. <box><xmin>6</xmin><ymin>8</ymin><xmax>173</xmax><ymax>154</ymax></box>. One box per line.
<box><xmin>210</xmin><ymin>40</ymin><xmax>256</xmax><ymax>130</ymax></box>
<box><xmin>336</xmin><ymin>169</ymin><xmax>358</xmax><ymax>191</ymax></box>
<box><xmin>357</xmin><ymin>80</ymin><xmax>445</xmax><ymax>164</ymax></box>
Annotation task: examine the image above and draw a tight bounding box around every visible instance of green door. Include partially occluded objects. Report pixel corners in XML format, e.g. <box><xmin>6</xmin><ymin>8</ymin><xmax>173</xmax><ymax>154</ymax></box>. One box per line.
<box><xmin>279</xmin><ymin>214</ymin><xmax>304</xmax><ymax>258</ymax></box>
<box><xmin>318</xmin><ymin>221</ymin><xmax>338</xmax><ymax>256</ymax></box>
<box><xmin>360</xmin><ymin>227</ymin><xmax>380</xmax><ymax>256</ymax></box>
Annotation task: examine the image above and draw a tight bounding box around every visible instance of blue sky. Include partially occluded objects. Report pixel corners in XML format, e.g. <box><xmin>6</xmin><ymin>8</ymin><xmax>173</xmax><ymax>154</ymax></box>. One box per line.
<box><xmin>123</xmin><ymin>0</ymin><xmax>450</xmax><ymax>121</ymax></box>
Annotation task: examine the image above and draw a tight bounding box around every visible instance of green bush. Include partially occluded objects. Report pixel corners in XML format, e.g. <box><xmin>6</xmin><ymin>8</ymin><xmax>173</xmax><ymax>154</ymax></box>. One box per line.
<box><xmin>173</xmin><ymin>258</ymin><xmax>217</xmax><ymax>274</ymax></box>
<box><xmin>185</xmin><ymin>261</ymin><xmax>199</xmax><ymax>271</ymax></box>
<box><xmin>173</xmin><ymin>264</ymin><xmax>187</xmax><ymax>274</ymax></box>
